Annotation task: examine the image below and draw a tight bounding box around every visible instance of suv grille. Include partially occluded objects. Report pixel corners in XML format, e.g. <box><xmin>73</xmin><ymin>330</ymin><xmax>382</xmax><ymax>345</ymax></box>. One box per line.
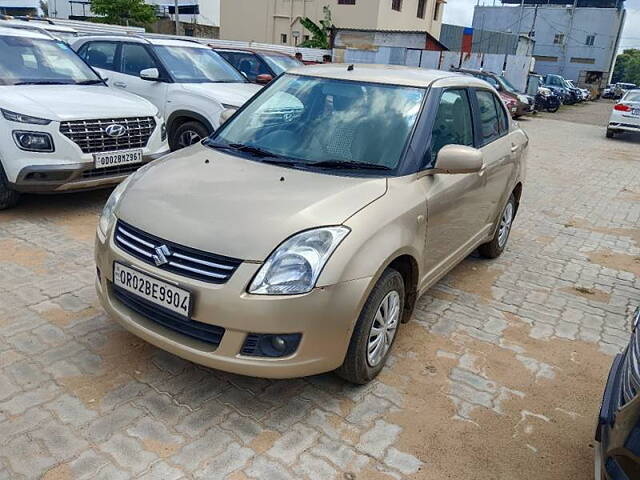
<box><xmin>60</xmin><ymin>117</ymin><xmax>156</xmax><ymax>154</ymax></box>
<box><xmin>114</xmin><ymin>221</ymin><xmax>242</xmax><ymax>284</ymax></box>
<box><xmin>113</xmin><ymin>285</ymin><xmax>225</xmax><ymax>347</ymax></box>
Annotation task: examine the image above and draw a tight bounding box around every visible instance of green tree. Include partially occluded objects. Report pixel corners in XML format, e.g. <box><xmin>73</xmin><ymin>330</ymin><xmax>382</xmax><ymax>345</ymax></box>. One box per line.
<box><xmin>90</xmin><ymin>0</ymin><xmax>156</xmax><ymax>27</ymax></box>
<box><xmin>299</xmin><ymin>5</ymin><xmax>332</xmax><ymax>49</ymax></box>
<box><xmin>612</xmin><ymin>49</ymin><xmax>640</xmax><ymax>86</ymax></box>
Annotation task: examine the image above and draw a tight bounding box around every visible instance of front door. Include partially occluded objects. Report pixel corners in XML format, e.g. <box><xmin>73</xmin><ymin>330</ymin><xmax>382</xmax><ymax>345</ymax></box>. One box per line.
<box><xmin>421</xmin><ymin>88</ymin><xmax>490</xmax><ymax>283</ymax></box>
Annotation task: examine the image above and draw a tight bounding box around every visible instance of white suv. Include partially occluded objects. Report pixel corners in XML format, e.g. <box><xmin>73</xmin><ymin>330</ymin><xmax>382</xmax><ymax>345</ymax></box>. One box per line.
<box><xmin>0</xmin><ymin>27</ymin><xmax>169</xmax><ymax>210</ymax></box>
<box><xmin>72</xmin><ymin>36</ymin><xmax>262</xmax><ymax>150</ymax></box>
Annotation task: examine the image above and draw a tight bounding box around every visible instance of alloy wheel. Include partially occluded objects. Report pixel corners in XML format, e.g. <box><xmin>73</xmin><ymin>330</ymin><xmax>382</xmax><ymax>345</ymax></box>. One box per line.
<box><xmin>498</xmin><ymin>202</ymin><xmax>514</xmax><ymax>248</ymax></box>
<box><xmin>366</xmin><ymin>290</ymin><xmax>401</xmax><ymax>367</ymax></box>
<box><xmin>178</xmin><ymin>130</ymin><xmax>202</xmax><ymax>148</ymax></box>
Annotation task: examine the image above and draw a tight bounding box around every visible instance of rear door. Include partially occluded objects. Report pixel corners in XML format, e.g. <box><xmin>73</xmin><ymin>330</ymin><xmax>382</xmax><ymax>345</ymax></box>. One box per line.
<box><xmin>472</xmin><ymin>88</ymin><xmax>516</xmax><ymax>228</ymax></box>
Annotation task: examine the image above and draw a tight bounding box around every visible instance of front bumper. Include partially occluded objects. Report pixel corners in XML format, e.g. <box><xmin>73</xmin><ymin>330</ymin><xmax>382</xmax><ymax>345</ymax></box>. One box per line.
<box><xmin>516</xmin><ymin>102</ymin><xmax>535</xmax><ymax>116</ymax></box>
<box><xmin>95</xmin><ymin>225</ymin><xmax>371</xmax><ymax>378</ymax></box>
<box><xmin>10</xmin><ymin>150</ymin><xmax>170</xmax><ymax>193</ymax></box>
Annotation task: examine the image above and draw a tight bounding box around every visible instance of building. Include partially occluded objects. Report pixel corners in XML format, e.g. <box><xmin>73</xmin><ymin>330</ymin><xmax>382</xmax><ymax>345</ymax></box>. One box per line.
<box><xmin>219</xmin><ymin>0</ymin><xmax>444</xmax><ymax>46</ymax></box>
<box><xmin>48</xmin><ymin>0</ymin><xmax>219</xmax><ymax>27</ymax></box>
<box><xmin>0</xmin><ymin>0</ymin><xmax>39</xmax><ymax>16</ymax></box>
<box><xmin>440</xmin><ymin>24</ymin><xmax>535</xmax><ymax>57</ymax></box>
<box><xmin>472</xmin><ymin>0</ymin><xmax>626</xmax><ymax>83</ymax></box>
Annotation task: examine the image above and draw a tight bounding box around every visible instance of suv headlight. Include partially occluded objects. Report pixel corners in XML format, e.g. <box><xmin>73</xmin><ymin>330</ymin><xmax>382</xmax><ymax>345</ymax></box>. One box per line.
<box><xmin>2</xmin><ymin>108</ymin><xmax>52</xmax><ymax>125</ymax></box>
<box><xmin>248</xmin><ymin>226</ymin><xmax>350</xmax><ymax>295</ymax></box>
<box><xmin>98</xmin><ymin>175</ymin><xmax>133</xmax><ymax>236</ymax></box>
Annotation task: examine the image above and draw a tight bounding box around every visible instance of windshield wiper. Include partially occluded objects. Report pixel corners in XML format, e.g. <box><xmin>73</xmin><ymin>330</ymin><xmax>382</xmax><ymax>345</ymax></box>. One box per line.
<box><xmin>307</xmin><ymin>160</ymin><xmax>392</xmax><ymax>171</ymax></box>
<box><xmin>75</xmin><ymin>79</ymin><xmax>105</xmax><ymax>85</ymax></box>
<box><xmin>209</xmin><ymin>142</ymin><xmax>303</xmax><ymax>167</ymax></box>
<box><xmin>14</xmin><ymin>81</ymin><xmax>73</xmax><ymax>85</ymax></box>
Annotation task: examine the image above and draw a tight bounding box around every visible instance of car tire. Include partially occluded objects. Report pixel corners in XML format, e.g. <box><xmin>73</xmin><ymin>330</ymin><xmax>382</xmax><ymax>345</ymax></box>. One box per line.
<box><xmin>478</xmin><ymin>194</ymin><xmax>516</xmax><ymax>259</ymax></box>
<box><xmin>606</xmin><ymin>129</ymin><xmax>615</xmax><ymax>139</ymax></box>
<box><xmin>0</xmin><ymin>163</ymin><xmax>20</xmax><ymax>210</ymax></box>
<box><xmin>336</xmin><ymin>268</ymin><xmax>404</xmax><ymax>385</ymax></box>
<box><xmin>170</xmin><ymin>120</ymin><xmax>210</xmax><ymax>151</ymax></box>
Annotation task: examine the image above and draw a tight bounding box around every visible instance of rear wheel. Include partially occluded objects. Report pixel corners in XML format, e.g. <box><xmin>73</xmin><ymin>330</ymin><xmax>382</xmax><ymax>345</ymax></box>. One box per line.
<box><xmin>479</xmin><ymin>194</ymin><xmax>515</xmax><ymax>259</ymax></box>
<box><xmin>337</xmin><ymin>268</ymin><xmax>404</xmax><ymax>385</ymax></box>
<box><xmin>170</xmin><ymin>120</ymin><xmax>210</xmax><ymax>151</ymax></box>
<box><xmin>0</xmin><ymin>163</ymin><xmax>20</xmax><ymax>210</ymax></box>
<box><xmin>606</xmin><ymin>129</ymin><xmax>615</xmax><ymax>139</ymax></box>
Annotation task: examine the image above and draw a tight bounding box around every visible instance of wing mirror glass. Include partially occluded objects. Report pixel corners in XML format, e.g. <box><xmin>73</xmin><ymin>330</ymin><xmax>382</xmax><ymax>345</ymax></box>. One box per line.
<box><xmin>219</xmin><ymin>108</ymin><xmax>236</xmax><ymax>126</ymax></box>
<box><xmin>427</xmin><ymin>145</ymin><xmax>484</xmax><ymax>175</ymax></box>
<box><xmin>140</xmin><ymin>68</ymin><xmax>160</xmax><ymax>81</ymax></box>
<box><xmin>256</xmin><ymin>74</ymin><xmax>273</xmax><ymax>85</ymax></box>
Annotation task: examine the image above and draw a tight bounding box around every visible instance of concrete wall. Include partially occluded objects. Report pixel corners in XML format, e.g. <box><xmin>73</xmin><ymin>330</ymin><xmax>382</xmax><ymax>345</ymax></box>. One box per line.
<box><xmin>472</xmin><ymin>5</ymin><xmax>625</xmax><ymax>81</ymax></box>
<box><xmin>150</xmin><ymin>19</ymin><xmax>219</xmax><ymax>38</ymax></box>
<box><xmin>219</xmin><ymin>0</ymin><xmax>443</xmax><ymax>46</ymax></box>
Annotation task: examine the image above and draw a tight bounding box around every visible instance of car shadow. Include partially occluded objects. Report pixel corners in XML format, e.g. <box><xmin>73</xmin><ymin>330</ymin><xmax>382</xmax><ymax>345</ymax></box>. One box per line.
<box><xmin>0</xmin><ymin>189</ymin><xmax>111</xmax><ymax>221</ymax></box>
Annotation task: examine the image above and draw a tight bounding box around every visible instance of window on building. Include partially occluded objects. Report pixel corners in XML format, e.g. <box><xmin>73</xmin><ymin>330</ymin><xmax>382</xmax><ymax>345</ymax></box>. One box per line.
<box><xmin>417</xmin><ymin>0</ymin><xmax>426</xmax><ymax>18</ymax></box>
<box><xmin>585</xmin><ymin>34</ymin><xmax>596</xmax><ymax>46</ymax></box>
<box><xmin>304</xmin><ymin>35</ymin><xmax>310</xmax><ymax>42</ymax></box>
<box><xmin>534</xmin><ymin>55</ymin><xmax>559</xmax><ymax>62</ymax></box>
<box><xmin>281</xmin><ymin>33</ymin><xmax>288</xmax><ymax>44</ymax></box>
<box><xmin>553</xmin><ymin>33</ymin><xmax>565</xmax><ymax>45</ymax></box>
<box><xmin>570</xmin><ymin>57</ymin><xmax>596</xmax><ymax>64</ymax></box>
<box><xmin>434</xmin><ymin>2</ymin><xmax>441</xmax><ymax>20</ymax></box>
<box><xmin>338</xmin><ymin>0</ymin><xmax>356</xmax><ymax>4</ymax></box>
<box><xmin>392</xmin><ymin>0</ymin><xmax>402</xmax><ymax>11</ymax></box>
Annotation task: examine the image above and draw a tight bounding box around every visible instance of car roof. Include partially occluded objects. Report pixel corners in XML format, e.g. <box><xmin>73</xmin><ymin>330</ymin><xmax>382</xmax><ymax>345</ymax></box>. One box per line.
<box><xmin>213</xmin><ymin>46</ymin><xmax>291</xmax><ymax>56</ymax></box>
<box><xmin>0</xmin><ymin>24</ymin><xmax>50</xmax><ymax>40</ymax></box>
<box><xmin>74</xmin><ymin>34</ymin><xmax>208</xmax><ymax>49</ymax></box>
<box><xmin>1</xmin><ymin>19</ymin><xmax>76</xmax><ymax>33</ymax></box>
<box><xmin>286</xmin><ymin>63</ymin><xmax>486</xmax><ymax>88</ymax></box>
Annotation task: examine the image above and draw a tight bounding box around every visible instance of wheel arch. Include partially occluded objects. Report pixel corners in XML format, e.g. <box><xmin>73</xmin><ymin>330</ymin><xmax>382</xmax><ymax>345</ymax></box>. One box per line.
<box><xmin>166</xmin><ymin>110</ymin><xmax>214</xmax><ymax>136</ymax></box>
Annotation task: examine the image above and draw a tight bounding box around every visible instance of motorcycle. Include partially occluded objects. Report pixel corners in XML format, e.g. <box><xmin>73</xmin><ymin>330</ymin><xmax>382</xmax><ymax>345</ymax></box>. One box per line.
<box><xmin>535</xmin><ymin>87</ymin><xmax>561</xmax><ymax>113</ymax></box>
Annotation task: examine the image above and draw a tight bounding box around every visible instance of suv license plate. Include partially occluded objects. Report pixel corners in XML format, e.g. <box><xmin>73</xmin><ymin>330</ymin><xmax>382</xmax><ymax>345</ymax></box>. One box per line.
<box><xmin>94</xmin><ymin>149</ymin><xmax>143</xmax><ymax>169</ymax></box>
<box><xmin>113</xmin><ymin>262</ymin><xmax>192</xmax><ymax>318</ymax></box>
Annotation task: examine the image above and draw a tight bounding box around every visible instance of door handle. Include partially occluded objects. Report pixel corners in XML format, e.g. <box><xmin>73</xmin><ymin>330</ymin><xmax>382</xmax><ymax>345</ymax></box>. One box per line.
<box><xmin>113</xmin><ymin>81</ymin><xmax>127</xmax><ymax>88</ymax></box>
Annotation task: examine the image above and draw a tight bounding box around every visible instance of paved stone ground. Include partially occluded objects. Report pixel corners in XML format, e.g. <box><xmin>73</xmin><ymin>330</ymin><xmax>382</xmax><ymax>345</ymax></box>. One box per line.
<box><xmin>1</xmin><ymin>100</ymin><xmax>640</xmax><ymax>480</ymax></box>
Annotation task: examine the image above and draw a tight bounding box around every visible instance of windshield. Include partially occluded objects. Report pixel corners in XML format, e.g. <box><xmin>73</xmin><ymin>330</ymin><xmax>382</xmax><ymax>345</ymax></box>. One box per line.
<box><xmin>0</xmin><ymin>34</ymin><xmax>101</xmax><ymax>86</ymax></box>
<box><xmin>498</xmin><ymin>75</ymin><xmax>518</xmax><ymax>93</ymax></box>
<box><xmin>619</xmin><ymin>83</ymin><xmax>637</xmax><ymax>89</ymax></box>
<box><xmin>208</xmin><ymin>74</ymin><xmax>425</xmax><ymax>172</ymax></box>
<box><xmin>261</xmin><ymin>53</ymin><xmax>303</xmax><ymax>75</ymax></box>
<box><xmin>154</xmin><ymin>46</ymin><xmax>246</xmax><ymax>83</ymax></box>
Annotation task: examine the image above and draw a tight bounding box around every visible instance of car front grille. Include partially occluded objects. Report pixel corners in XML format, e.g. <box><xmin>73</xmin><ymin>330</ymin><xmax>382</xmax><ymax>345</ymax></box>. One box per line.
<box><xmin>112</xmin><ymin>284</ymin><xmax>225</xmax><ymax>347</ymax></box>
<box><xmin>620</xmin><ymin>310</ymin><xmax>640</xmax><ymax>407</ymax></box>
<box><xmin>81</xmin><ymin>163</ymin><xmax>143</xmax><ymax>179</ymax></box>
<box><xmin>60</xmin><ymin>117</ymin><xmax>156</xmax><ymax>154</ymax></box>
<box><xmin>114</xmin><ymin>221</ymin><xmax>242</xmax><ymax>284</ymax></box>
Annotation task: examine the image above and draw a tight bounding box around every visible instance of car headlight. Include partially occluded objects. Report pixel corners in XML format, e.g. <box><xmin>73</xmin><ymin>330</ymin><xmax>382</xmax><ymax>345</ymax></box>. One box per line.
<box><xmin>13</xmin><ymin>131</ymin><xmax>54</xmax><ymax>152</ymax></box>
<box><xmin>248</xmin><ymin>226</ymin><xmax>350</xmax><ymax>295</ymax></box>
<box><xmin>2</xmin><ymin>108</ymin><xmax>52</xmax><ymax>125</ymax></box>
<box><xmin>517</xmin><ymin>94</ymin><xmax>529</xmax><ymax>104</ymax></box>
<box><xmin>98</xmin><ymin>175</ymin><xmax>133</xmax><ymax>236</ymax></box>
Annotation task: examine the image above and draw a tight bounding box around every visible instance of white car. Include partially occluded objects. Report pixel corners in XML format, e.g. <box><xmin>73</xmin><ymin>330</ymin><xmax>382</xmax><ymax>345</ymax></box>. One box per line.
<box><xmin>0</xmin><ymin>17</ymin><xmax>79</xmax><ymax>43</ymax></box>
<box><xmin>607</xmin><ymin>90</ymin><xmax>640</xmax><ymax>139</ymax></box>
<box><xmin>72</xmin><ymin>36</ymin><xmax>262</xmax><ymax>150</ymax></box>
<box><xmin>0</xmin><ymin>26</ymin><xmax>169</xmax><ymax>209</ymax></box>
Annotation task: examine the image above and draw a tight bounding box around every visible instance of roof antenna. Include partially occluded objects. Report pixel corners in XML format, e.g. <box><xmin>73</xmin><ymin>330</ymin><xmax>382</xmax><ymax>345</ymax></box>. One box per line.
<box><xmin>347</xmin><ymin>64</ymin><xmax>354</xmax><ymax>71</ymax></box>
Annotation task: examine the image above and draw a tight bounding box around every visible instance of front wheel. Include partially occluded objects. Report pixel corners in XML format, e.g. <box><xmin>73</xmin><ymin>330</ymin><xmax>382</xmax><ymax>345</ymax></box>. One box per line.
<box><xmin>336</xmin><ymin>268</ymin><xmax>404</xmax><ymax>385</ymax></box>
<box><xmin>0</xmin><ymin>163</ymin><xmax>20</xmax><ymax>210</ymax></box>
<box><xmin>546</xmin><ymin>99</ymin><xmax>560</xmax><ymax>113</ymax></box>
<box><xmin>170</xmin><ymin>120</ymin><xmax>210</xmax><ymax>151</ymax></box>
<box><xmin>606</xmin><ymin>129</ymin><xmax>615</xmax><ymax>139</ymax></box>
<box><xmin>479</xmin><ymin>194</ymin><xmax>516</xmax><ymax>259</ymax></box>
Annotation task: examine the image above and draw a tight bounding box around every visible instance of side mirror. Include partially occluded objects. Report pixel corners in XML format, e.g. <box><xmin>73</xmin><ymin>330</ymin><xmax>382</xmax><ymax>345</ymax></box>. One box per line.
<box><xmin>429</xmin><ymin>145</ymin><xmax>483</xmax><ymax>175</ymax></box>
<box><xmin>219</xmin><ymin>108</ymin><xmax>236</xmax><ymax>125</ymax></box>
<box><xmin>140</xmin><ymin>68</ymin><xmax>160</xmax><ymax>81</ymax></box>
<box><xmin>256</xmin><ymin>74</ymin><xmax>273</xmax><ymax>85</ymax></box>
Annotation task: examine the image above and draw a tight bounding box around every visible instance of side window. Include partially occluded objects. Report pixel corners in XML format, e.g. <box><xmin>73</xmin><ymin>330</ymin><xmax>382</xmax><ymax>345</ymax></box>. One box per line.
<box><xmin>234</xmin><ymin>53</ymin><xmax>270</xmax><ymax>81</ymax></box>
<box><xmin>120</xmin><ymin>43</ymin><xmax>157</xmax><ymax>76</ymax></box>
<box><xmin>492</xmin><ymin>95</ymin><xmax>509</xmax><ymax>135</ymax></box>
<box><xmin>430</xmin><ymin>89</ymin><xmax>474</xmax><ymax>164</ymax></box>
<box><xmin>475</xmin><ymin>90</ymin><xmax>502</xmax><ymax>144</ymax></box>
<box><xmin>79</xmin><ymin>41</ymin><xmax>117</xmax><ymax>71</ymax></box>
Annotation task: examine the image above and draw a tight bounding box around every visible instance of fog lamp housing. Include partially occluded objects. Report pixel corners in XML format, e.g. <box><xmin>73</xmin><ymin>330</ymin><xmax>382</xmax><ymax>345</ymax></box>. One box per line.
<box><xmin>240</xmin><ymin>333</ymin><xmax>302</xmax><ymax>358</ymax></box>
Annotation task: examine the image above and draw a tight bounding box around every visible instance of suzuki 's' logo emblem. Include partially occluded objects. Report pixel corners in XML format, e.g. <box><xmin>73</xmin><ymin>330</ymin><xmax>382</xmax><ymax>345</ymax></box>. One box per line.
<box><xmin>105</xmin><ymin>124</ymin><xmax>128</xmax><ymax>138</ymax></box>
<box><xmin>153</xmin><ymin>245</ymin><xmax>171</xmax><ymax>266</ymax></box>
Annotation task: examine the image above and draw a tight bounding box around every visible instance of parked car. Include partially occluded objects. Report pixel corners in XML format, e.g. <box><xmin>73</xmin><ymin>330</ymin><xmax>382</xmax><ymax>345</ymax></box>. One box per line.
<box><xmin>499</xmin><ymin>91</ymin><xmax>518</xmax><ymax>116</ymax></box>
<box><xmin>212</xmin><ymin>46</ymin><xmax>303</xmax><ymax>84</ymax></box>
<box><xmin>566</xmin><ymin>80</ymin><xmax>590</xmax><ymax>101</ymax></box>
<box><xmin>594</xmin><ymin>307</ymin><xmax>640</xmax><ymax>480</ymax></box>
<box><xmin>603</xmin><ymin>85</ymin><xmax>615</xmax><ymax>99</ymax></box>
<box><xmin>613</xmin><ymin>82</ymin><xmax>638</xmax><ymax>100</ymax></box>
<box><xmin>606</xmin><ymin>90</ymin><xmax>640</xmax><ymax>138</ymax></box>
<box><xmin>0</xmin><ymin>26</ymin><xmax>169</xmax><ymax>210</ymax></box>
<box><xmin>95</xmin><ymin>65</ymin><xmax>527</xmax><ymax>384</ymax></box>
<box><xmin>543</xmin><ymin>74</ymin><xmax>578</xmax><ymax>104</ymax></box>
<box><xmin>535</xmin><ymin>86</ymin><xmax>561</xmax><ymax>113</ymax></box>
<box><xmin>452</xmin><ymin>68</ymin><xmax>534</xmax><ymax>118</ymax></box>
<box><xmin>0</xmin><ymin>16</ymin><xmax>78</xmax><ymax>43</ymax></box>
<box><xmin>72</xmin><ymin>36</ymin><xmax>262</xmax><ymax>150</ymax></box>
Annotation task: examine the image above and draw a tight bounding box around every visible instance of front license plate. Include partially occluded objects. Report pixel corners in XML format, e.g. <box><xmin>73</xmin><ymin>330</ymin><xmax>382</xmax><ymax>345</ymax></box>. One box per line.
<box><xmin>94</xmin><ymin>149</ymin><xmax>143</xmax><ymax>169</ymax></box>
<box><xmin>113</xmin><ymin>262</ymin><xmax>191</xmax><ymax>318</ymax></box>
